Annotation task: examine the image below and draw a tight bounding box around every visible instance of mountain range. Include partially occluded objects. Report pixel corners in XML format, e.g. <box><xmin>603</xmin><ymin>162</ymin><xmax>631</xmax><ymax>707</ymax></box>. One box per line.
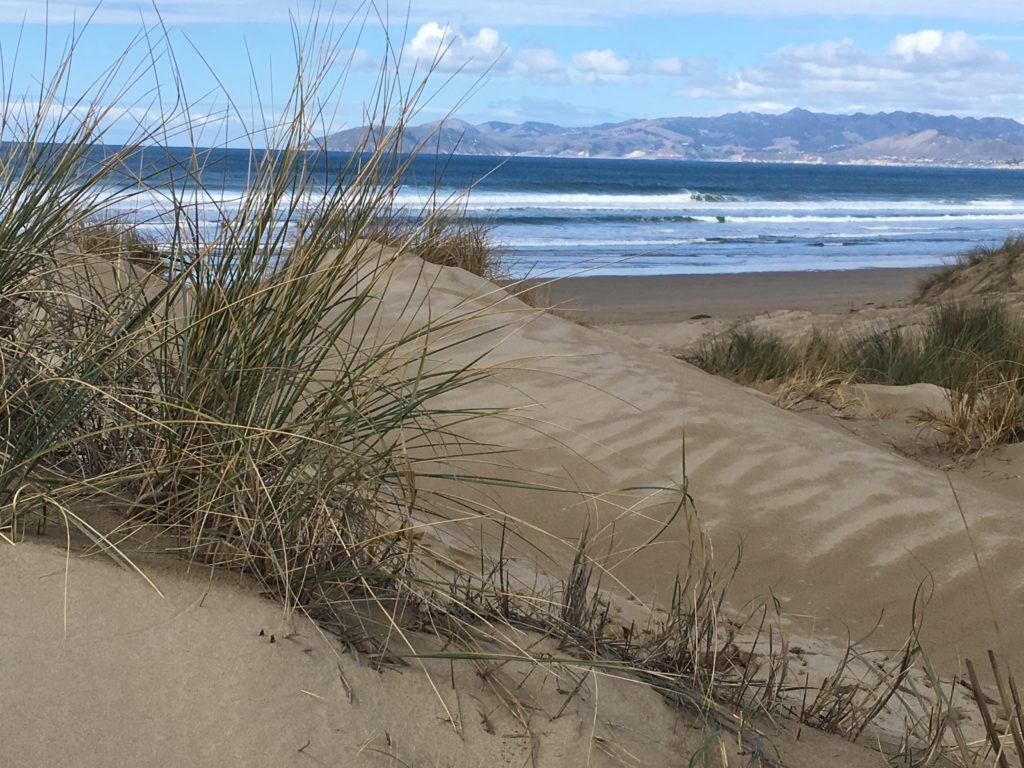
<box><xmin>320</xmin><ymin>108</ymin><xmax>1024</xmax><ymax>167</ymax></box>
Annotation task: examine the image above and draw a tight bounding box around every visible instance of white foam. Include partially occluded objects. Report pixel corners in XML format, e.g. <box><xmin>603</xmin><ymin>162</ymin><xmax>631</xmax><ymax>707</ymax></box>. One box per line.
<box><xmin>393</xmin><ymin>186</ymin><xmax>1024</xmax><ymax>216</ymax></box>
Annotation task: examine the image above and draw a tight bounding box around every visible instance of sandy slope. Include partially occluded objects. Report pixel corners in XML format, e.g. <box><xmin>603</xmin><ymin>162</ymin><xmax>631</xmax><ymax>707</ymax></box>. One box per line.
<box><xmin>1</xmin><ymin>537</ymin><xmax>887</xmax><ymax>767</ymax></box>
<box><xmin>0</xmin><ymin>541</ymin><xmax>694</xmax><ymax>767</ymax></box>
<box><xmin>2</xmin><ymin>249</ymin><xmax>1018</xmax><ymax>764</ymax></box>
<box><xmin>362</xmin><ymin>253</ymin><xmax>1022</xmax><ymax>673</ymax></box>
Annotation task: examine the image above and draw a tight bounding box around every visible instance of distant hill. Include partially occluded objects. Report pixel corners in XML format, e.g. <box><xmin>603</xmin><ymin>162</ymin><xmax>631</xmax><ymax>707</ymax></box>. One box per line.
<box><xmin>319</xmin><ymin>109</ymin><xmax>1024</xmax><ymax>167</ymax></box>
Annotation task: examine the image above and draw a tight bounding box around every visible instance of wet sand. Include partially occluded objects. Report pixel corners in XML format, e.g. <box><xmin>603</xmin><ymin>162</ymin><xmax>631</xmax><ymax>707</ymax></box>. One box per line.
<box><xmin>538</xmin><ymin>267</ymin><xmax>936</xmax><ymax>323</ymax></box>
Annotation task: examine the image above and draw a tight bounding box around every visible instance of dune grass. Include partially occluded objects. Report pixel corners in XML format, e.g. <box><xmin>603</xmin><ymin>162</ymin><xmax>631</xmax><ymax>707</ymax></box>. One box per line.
<box><xmin>0</xmin><ymin>13</ymin><xmax>498</xmax><ymax>621</ymax></box>
<box><xmin>365</xmin><ymin>202</ymin><xmax>500</xmax><ymax>278</ymax></box>
<box><xmin>682</xmin><ymin>325</ymin><xmax>799</xmax><ymax>385</ymax></box>
<box><xmin>67</xmin><ymin>217</ymin><xmax>162</xmax><ymax>266</ymax></box>
<box><xmin>686</xmin><ymin>301</ymin><xmax>1024</xmax><ymax>451</ymax></box>
<box><xmin>916</xmin><ymin>235</ymin><xmax>1024</xmax><ymax>300</ymax></box>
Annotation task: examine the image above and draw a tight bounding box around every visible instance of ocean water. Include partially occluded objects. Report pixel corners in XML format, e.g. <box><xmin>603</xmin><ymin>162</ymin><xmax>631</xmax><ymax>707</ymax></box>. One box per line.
<box><xmin>105</xmin><ymin>148</ymin><xmax>1024</xmax><ymax>278</ymax></box>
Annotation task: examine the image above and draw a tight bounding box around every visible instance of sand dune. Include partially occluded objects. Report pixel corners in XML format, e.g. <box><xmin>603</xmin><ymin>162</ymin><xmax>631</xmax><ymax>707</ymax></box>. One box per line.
<box><xmin>0</xmin><ymin>542</ymin><xmax>717</xmax><ymax>767</ymax></box>
<box><xmin>365</xmin><ymin>253</ymin><xmax>1021</xmax><ymax>673</ymax></box>
<box><xmin>3</xmin><ymin>250</ymin><xmax>1019</xmax><ymax>765</ymax></box>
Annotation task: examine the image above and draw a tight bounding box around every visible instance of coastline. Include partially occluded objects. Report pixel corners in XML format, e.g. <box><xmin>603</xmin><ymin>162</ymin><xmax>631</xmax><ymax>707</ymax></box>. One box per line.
<box><xmin>535</xmin><ymin>265</ymin><xmax>936</xmax><ymax>324</ymax></box>
<box><xmin>316</xmin><ymin>149</ymin><xmax>1024</xmax><ymax>171</ymax></box>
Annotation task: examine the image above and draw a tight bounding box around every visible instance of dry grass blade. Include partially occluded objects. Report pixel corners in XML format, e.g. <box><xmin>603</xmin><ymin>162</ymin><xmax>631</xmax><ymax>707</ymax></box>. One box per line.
<box><xmin>923</xmin><ymin>374</ymin><xmax>1024</xmax><ymax>455</ymax></box>
<box><xmin>967</xmin><ymin>658</ymin><xmax>1011</xmax><ymax>768</ymax></box>
<box><xmin>988</xmin><ymin>652</ymin><xmax>1024</xmax><ymax>766</ymax></box>
<box><xmin>774</xmin><ymin>365</ymin><xmax>855</xmax><ymax>411</ymax></box>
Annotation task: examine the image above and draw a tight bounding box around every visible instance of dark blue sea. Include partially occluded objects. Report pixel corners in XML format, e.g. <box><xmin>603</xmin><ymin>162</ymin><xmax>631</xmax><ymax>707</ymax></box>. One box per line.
<box><xmin>109</xmin><ymin>148</ymin><xmax>1024</xmax><ymax>277</ymax></box>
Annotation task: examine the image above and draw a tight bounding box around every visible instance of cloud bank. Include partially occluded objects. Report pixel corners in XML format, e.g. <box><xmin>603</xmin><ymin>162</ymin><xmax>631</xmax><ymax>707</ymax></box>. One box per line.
<box><xmin>10</xmin><ymin>0</ymin><xmax>1024</xmax><ymax>25</ymax></box>
<box><xmin>402</xmin><ymin>22</ymin><xmax>1023</xmax><ymax>118</ymax></box>
<box><xmin>683</xmin><ymin>30</ymin><xmax>1023</xmax><ymax>115</ymax></box>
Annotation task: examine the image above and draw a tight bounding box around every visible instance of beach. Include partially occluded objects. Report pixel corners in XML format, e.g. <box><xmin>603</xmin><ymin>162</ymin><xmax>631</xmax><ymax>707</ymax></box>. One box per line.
<box><xmin>540</xmin><ymin>266</ymin><xmax>934</xmax><ymax>321</ymax></box>
<box><xmin>5</xmin><ymin>13</ymin><xmax>1024</xmax><ymax>765</ymax></box>
<box><xmin>5</xmin><ymin>247</ymin><xmax>1023</xmax><ymax>766</ymax></box>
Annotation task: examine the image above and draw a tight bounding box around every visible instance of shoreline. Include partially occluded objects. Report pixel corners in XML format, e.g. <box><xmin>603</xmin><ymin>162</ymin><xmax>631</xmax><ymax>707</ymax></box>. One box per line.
<box><xmin>534</xmin><ymin>266</ymin><xmax>937</xmax><ymax>324</ymax></box>
<box><xmin>313</xmin><ymin>148</ymin><xmax>1024</xmax><ymax>171</ymax></box>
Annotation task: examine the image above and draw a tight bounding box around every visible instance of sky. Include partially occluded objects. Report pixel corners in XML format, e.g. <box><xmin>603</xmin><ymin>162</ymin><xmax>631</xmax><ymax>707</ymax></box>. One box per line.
<box><xmin>3</xmin><ymin>1</ymin><xmax>1024</xmax><ymax>144</ymax></box>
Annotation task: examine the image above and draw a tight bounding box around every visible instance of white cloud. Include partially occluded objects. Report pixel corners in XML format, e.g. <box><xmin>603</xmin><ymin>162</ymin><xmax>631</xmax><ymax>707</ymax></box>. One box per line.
<box><xmin>890</xmin><ymin>29</ymin><xmax>944</xmax><ymax>58</ymax></box>
<box><xmin>680</xmin><ymin>30</ymin><xmax>1024</xmax><ymax>116</ymax></box>
<box><xmin>402</xmin><ymin>22</ymin><xmax>572</xmax><ymax>83</ymax></box>
<box><xmin>401</xmin><ymin>27</ymin><xmax>694</xmax><ymax>85</ymax></box>
<box><xmin>510</xmin><ymin>48</ymin><xmax>566</xmax><ymax>82</ymax></box>
<box><xmin>405</xmin><ymin>22</ymin><xmax>506</xmax><ymax>73</ymax></box>
<box><xmin>889</xmin><ymin>29</ymin><xmax>988</xmax><ymax>62</ymax></box>
<box><xmin>571</xmin><ymin>48</ymin><xmax>631</xmax><ymax>77</ymax></box>
<box><xmin>742</xmin><ymin>101</ymin><xmax>794</xmax><ymax>113</ymax></box>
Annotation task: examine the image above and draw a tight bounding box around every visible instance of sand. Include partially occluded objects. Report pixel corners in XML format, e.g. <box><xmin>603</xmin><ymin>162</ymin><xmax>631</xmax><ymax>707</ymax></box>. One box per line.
<box><xmin>532</xmin><ymin>267</ymin><xmax>933</xmax><ymax>351</ymax></box>
<box><xmin>541</xmin><ymin>267</ymin><xmax>933</xmax><ymax>322</ymax></box>
<box><xmin>375</xmin><ymin>260</ymin><xmax>1021</xmax><ymax>670</ymax></box>
<box><xmin>3</xmin><ymin>255</ymin><xmax>1018</xmax><ymax>765</ymax></box>
<box><xmin>1</xmin><ymin>537</ymin><xmax>889</xmax><ymax>767</ymax></box>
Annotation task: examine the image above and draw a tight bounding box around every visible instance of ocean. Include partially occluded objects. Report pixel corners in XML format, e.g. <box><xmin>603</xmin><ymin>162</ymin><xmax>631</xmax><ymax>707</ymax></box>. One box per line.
<box><xmin>108</xmin><ymin>148</ymin><xmax>1024</xmax><ymax>278</ymax></box>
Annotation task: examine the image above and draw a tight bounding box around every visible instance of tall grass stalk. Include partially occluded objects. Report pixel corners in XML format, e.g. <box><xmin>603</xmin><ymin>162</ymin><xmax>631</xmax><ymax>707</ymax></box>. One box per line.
<box><xmin>0</xmin><ymin>22</ymin><xmax>185</xmax><ymax>518</ymax></box>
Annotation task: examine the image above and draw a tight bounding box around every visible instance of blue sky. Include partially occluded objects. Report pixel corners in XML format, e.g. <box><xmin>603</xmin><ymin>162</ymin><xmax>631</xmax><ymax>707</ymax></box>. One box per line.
<box><xmin>3</xmin><ymin>1</ymin><xmax>1024</xmax><ymax>144</ymax></box>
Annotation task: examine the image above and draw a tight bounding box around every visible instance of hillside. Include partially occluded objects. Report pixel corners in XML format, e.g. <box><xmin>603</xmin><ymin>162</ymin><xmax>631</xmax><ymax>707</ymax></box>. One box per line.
<box><xmin>320</xmin><ymin>108</ymin><xmax>1024</xmax><ymax>166</ymax></box>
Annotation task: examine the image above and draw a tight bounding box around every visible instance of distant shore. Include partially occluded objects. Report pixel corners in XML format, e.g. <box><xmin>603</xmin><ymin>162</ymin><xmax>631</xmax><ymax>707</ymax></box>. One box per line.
<box><xmin>535</xmin><ymin>266</ymin><xmax>935</xmax><ymax>324</ymax></box>
<box><xmin>451</xmin><ymin>153</ymin><xmax>1024</xmax><ymax>171</ymax></box>
<box><xmin>318</xmin><ymin>148</ymin><xmax>1024</xmax><ymax>171</ymax></box>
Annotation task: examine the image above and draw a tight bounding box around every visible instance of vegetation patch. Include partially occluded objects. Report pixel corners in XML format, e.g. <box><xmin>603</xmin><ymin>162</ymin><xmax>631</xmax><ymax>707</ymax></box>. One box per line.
<box><xmin>685</xmin><ymin>301</ymin><xmax>1024</xmax><ymax>452</ymax></box>
<box><xmin>916</xmin><ymin>235</ymin><xmax>1024</xmax><ymax>301</ymax></box>
<box><xmin>365</xmin><ymin>203</ymin><xmax>500</xmax><ymax>278</ymax></box>
<box><xmin>67</xmin><ymin>217</ymin><xmax>163</xmax><ymax>266</ymax></box>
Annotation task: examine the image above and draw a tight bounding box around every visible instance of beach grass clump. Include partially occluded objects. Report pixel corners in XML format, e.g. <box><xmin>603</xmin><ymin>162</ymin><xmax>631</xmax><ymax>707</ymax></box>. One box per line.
<box><xmin>97</xmin><ymin>46</ymin><xmax>517</xmax><ymax>624</ymax></box>
<box><xmin>922</xmin><ymin>301</ymin><xmax>1024</xmax><ymax>383</ymax></box>
<box><xmin>842</xmin><ymin>302</ymin><xmax>1024</xmax><ymax>388</ymax></box>
<box><xmin>417</xmin><ymin>218</ymin><xmax>494</xmax><ymax>275</ymax></box>
<box><xmin>0</xmin><ymin>15</ymin><xmax>504</xmax><ymax>632</ymax></box>
<box><xmin>684</xmin><ymin>326</ymin><xmax>801</xmax><ymax>385</ymax></box>
<box><xmin>67</xmin><ymin>217</ymin><xmax>162</xmax><ymax>266</ymax></box>
<box><xmin>916</xmin><ymin>234</ymin><xmax>1024</xmax><ymax>300</ymax></box>
<box><xmin>839</xmin><ymin>326</ymin><xmax>928</xmax><ymax>385</ymax></box>
<box><xmin>368</xmin><ymin>205</ymin><xmax>500</xmax><ymax>278</ymax></box>
<box><xmin>691</xmin><ymin>302</ymin><xmax>1024</xmax><ymax>391</ymax></box>
<box><xmin>687</xmin><ymin>301</ymin><xmax>1024</xmax><ymax>452</ymax></box>
<box><xmin>927</xmin><ymin>374</ymin><xmax>1024</xmax><ymax>452</ymax></box>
